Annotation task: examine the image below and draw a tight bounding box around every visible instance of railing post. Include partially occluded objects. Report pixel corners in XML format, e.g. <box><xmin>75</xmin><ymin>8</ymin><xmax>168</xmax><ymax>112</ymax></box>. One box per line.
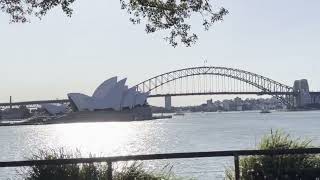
<box><xmin>234</xmin><ymin>155</ymin><xmax>240</xmax><ymax>180</ymax></box>
<box><xmin>107</xmin><ymin>161</ymin><xmax>113</xmax><ymax>180</ymax></box>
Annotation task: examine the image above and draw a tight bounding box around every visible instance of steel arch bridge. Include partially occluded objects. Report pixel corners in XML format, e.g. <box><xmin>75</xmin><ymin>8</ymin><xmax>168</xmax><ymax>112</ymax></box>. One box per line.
<box><xmin>135</xmin><ymin>66</ymin><xmax>295</xmax><ymax>107</ymax></box>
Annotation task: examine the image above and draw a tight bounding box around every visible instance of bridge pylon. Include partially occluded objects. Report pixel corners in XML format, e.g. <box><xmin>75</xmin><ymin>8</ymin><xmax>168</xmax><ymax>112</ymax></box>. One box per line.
<box><xmin>165</xmin><ymin>95</ymin><xmax>172</xmax><ymax>111</ymax></box>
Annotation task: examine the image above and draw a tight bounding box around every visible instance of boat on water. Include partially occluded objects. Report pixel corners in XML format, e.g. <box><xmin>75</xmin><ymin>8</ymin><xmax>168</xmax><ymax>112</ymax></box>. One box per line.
<box><xmin>174</xmin><ymin>113</ymin><xmax>185</xmax><ymax>116</ymax></box>
<box><xmin>260</xmin><ymin>109</ymin><xmax>271</xmax><ymax>113</ymax></box>
<box><xmin>174</xmin><ymin>111</ymin><xmax>185</xmax><ymax>116</ymax></box>
<box><xmin>153</xmin><ymin>114</ymin><xmax>172</xmax><ymax>119</ymax></box>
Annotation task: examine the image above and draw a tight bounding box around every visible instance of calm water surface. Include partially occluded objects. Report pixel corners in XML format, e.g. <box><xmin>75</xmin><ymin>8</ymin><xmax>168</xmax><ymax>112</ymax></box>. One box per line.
<box><xmin>1</xmin><ymin>111</ymin><xmax>320</xmax><ymax>179</ymax></box>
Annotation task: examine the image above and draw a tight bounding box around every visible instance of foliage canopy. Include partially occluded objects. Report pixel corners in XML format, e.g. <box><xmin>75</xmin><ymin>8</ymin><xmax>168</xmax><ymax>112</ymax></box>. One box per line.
<box><xmin>0</xmin><ymin>0</ymin><xmax>228</xmax><ymax>47</ymax></box>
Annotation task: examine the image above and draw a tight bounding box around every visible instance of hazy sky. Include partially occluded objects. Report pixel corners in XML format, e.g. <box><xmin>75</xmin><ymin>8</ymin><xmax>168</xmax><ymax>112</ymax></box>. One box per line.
<box><xmin>1</xmin><ymin>0</ymin><xmax>319</xmax><ymax>106</ymax></box>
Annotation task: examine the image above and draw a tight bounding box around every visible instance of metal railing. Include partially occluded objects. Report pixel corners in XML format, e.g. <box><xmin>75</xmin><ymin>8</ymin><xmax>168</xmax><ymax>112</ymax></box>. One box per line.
<box><xmin>1</xmin><ymin>148</ymin><xmax>320</xmax><ymax>180</ymax></box>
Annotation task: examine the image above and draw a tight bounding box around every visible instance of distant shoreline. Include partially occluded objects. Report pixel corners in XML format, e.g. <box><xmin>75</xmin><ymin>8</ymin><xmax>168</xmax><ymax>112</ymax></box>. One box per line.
<box><xmin>0</xmin><ymin>114</ymin><xmax>172</xmax><ymax>127</ymax></box>
<box><xmin>1</xmin><ymin>109</ymin><xmax>320</xmax><ymax>127</ymax></box>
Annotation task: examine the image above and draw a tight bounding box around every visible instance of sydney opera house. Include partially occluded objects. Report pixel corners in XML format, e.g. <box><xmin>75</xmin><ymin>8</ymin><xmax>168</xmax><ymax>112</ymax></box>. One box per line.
<box><xmin>42</xmin><ymin>77</ymin><xmax>152</xmax><ymax>122</ymax></box>
<box><xmin>68</xmin><ymin>77</ymin><xmax>149</xmax><ymax>112</ymax></box>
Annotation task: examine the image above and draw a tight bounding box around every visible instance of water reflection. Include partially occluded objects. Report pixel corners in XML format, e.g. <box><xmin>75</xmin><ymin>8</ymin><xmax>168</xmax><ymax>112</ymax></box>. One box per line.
<box><xmin>1</xmin><ymin>111</ymin><xmax>320</xmax><ymax>179</ymax></box>
<box><xmin>54</xmin><ymin>122</ymin><xmax>137</xmax><ymax>156</ymax></box>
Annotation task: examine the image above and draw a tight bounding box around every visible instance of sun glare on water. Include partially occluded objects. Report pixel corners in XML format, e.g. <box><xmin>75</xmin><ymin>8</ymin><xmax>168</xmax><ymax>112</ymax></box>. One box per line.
<box><xmin>51</xmin><ymin>122</ymin><xmax>140</xmax><ymax>157</ymax></box>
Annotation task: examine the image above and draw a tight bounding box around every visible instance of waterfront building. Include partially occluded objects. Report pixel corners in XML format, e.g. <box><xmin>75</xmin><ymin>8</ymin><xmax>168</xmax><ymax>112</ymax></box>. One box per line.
<box><xmin>67</xmin><ymin>77</ymin><xmax>149</xmax><ymax>112</ymax></box>
<box><xmin>222</xmin><ymin>100</ymin><xmax>232</xmax><ymax>111</ymax></box>
<box><xmin>1</xmin><ymin>106</ymin><xmax>30</xmax><ymax>120</ymax></box>
<box><xmin>38</xmin><ymin>77</ymin><xmax>152</xmax><ymax>122</ymax></box>
<box><xmin>236</xmin><ymin>105</ymin><xmax>243</xmax><ymax>111</ymax></box>
<box><xmin>41</xmin><ymin>103</ymin><xmax>68</xmax><ymax>115</ymax></box>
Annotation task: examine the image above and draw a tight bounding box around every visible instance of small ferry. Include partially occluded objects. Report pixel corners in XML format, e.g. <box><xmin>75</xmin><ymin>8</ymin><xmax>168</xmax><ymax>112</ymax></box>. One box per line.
<box><xmin>174</xmin><ymin>111</ymin><xmax>185</xmax><ymax>116</ymax></box>
<box><xmin>260</xmin><ymin>108</ymin><xmax>271</xmax><ymax>114</ymax></box>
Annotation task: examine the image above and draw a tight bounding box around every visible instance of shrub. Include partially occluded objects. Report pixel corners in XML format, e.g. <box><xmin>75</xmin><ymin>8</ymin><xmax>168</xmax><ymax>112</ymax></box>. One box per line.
<box><xmin>226</xmin><ymin>130</ymin><xmax>320</xmax><ymax>180</ymax></box>
<box><xmin>20</xmin><ymin>148</ymin><xmax>186</xmax><ymax>180</ymax></box>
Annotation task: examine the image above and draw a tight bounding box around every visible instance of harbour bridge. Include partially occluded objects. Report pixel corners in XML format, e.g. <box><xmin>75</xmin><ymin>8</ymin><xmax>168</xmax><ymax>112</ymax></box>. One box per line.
<box><xmin>135</xmin><ymin>66</ymin><xmax>296</xmax><ymax>108</ymax></box>
<box><xmin>1</xmin><ymin>66</ymin><xmax>320</xmax><ymax>109</ymax></box>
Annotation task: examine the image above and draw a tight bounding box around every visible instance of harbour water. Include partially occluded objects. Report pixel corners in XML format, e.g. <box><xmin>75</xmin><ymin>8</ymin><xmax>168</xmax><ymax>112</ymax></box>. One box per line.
<box><xmin>1</xmin><ymin>111</ymin><xmax>320</xmax><ymax>179</ymax></box>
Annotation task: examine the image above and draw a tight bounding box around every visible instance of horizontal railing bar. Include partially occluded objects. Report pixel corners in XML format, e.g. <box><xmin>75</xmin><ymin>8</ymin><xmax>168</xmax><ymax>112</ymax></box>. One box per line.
<box><xmin>1</xmin><ymin>148</ymin><xmax>320</xmax><ymax>168</ymax></box>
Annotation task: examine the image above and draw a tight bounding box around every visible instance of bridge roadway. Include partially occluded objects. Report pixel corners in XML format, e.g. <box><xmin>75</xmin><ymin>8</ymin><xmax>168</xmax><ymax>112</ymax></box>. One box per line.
<box><xmin>0</xmin><ymin>92</ymin><xmax>319</xmax><ymax>108</ymax></box>
<box><xmin>0</xmin><ymin>91</ymin><xmax>313</xmax><ymax>108</ymax></box>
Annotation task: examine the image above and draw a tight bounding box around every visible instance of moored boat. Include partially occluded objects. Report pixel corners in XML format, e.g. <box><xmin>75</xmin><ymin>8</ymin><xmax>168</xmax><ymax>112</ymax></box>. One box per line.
<box><xmin>260</xmin><ymin>109</ymin><xmax>271</xmax><ymax>113</ymax></box>
<box><xmin>174</xmin><ymin>112</ymin><xmax>185</xmax><ymax>116</ymax></box>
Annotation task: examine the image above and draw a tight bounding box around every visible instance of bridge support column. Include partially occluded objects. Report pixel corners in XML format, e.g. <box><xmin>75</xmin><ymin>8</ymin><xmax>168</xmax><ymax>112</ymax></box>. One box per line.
<box><xmin>284</xmin><ymin>95</ymin><xmax>296</xmax><ymax>110</ymax></box>
<box><xmin>293</xmin><ymin>79</ymin><xmax>312</xmax><ymax>108</ymax></box>
<box><xmin>165</xmin><ymin>96</ymin><xmax>172</xmax><ymax>111</ymax></box>
<box><xmin>311</xmin><ymin>94</ymin><xmax>320</xmax><ymax>104</ymax></box>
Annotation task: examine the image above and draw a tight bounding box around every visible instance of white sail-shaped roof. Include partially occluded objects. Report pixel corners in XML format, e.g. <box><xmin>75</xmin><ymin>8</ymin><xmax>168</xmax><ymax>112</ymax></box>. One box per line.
<box><xmin>41</xmin><ymin>103</ymin><xmax>67</xmax><ymax>115</ymax></box>
<box><xmin>122</xmin><ymin>87</ymin><xmax>136</xmax><ymax>109</ymax></box>
<box><xmin>92</xmin><ymin>77</ymin><xmax>117</xmax><ymax>99</ymax></box>
<box><xmin>102</xmin><ymin>78</ymin><xmax>127</xmax><ymax>111</ymax></box>
<box><xmin>68</xmin><ymin>93</ymin><xmax>95</xmax><ymax>111</ymax></box>
<box><xmin>68</xmin><ymin>77</ymin><xmax>148</xmax><ymax>112</ymax></box>
<box><xmin>135</xmin><ymin>92</ymin><xmax>149</xmax><ymax>106</ymax></box>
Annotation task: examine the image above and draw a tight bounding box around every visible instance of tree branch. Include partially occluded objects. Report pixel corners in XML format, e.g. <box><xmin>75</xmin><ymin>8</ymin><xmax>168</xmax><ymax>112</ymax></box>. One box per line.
<box><xmin>1</xmin><ymin>0</ymin><xmax>228</xmax><ymax>47</ymax></box>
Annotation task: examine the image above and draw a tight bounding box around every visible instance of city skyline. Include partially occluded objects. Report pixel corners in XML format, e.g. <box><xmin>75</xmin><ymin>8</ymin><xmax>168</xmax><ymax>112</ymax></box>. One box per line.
<box><xmin>1</xmin><ymin>0</ymin><xmax>319</xmax><ymax>106</ymax></box>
